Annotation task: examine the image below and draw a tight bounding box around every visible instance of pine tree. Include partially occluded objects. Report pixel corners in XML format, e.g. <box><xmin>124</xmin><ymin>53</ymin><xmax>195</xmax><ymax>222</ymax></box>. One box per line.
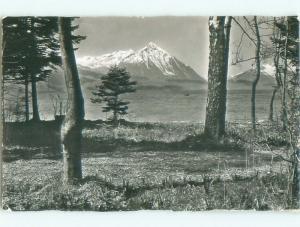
<box><xmin>2</xmin><ymin>17</ymin><xmax>61</xmax><ymax>122</ymax></box>
<box><xmin>91</xmin><ymin>66</ymin><xmax>137</xmax><ymax>125</ymax></box>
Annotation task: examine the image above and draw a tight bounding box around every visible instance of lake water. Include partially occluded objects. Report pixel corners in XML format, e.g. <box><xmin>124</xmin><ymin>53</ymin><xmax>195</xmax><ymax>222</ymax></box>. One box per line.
<box><xmin>82</xmin><ymin>88</ymin><xmax>281</xmax><ymax>123</ymax></box>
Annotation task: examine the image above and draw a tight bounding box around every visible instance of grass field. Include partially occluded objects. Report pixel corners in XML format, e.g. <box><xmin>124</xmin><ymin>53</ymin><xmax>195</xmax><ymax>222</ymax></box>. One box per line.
<box><xmin>2</xmin><ymin>121</ymin><xmax>292</xmax><ymax>211</ymax></box>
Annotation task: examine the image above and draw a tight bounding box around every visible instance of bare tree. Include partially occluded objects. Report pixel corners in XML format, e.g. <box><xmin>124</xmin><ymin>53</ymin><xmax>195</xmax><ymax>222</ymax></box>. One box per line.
<box><xmin>204</xmin><ymin>16</ymin><xmax>232</xmax><ymax>141</ymax></box>
<box><xmin>281</xmin><ymin>19</ymin><xmax>289</xmax><ymax>131</ymax></box>
<box><xmin>232</xmin><ymin>16</ymin><xmax>267</xmax><ymax>130</ymax></box>
<box><xmin>268</xmin><ymin>88</ymin><xmax>278</xmax><ymax>122</ymax></box>
<box><xmin>50</xmin><ymin>94</ymin><xmax>67</xmax><ymax>119</ymax></box>
<box><xmin>59</xmin><ymin>17</ymin><xmax>85</xmax><ymax>185</ymax></box>
<box><xmin>251</xmin><ymin>16</ymin><xmax>261</xmax><ymax>131</ymax></box>
<box><xmin>268</xmin><ymin>18</ymin><xmax>281</xmax><ymax>122</ymax></box>
<box><xmin>268</xmin><ymin>17</ymin><xmax>289</xmax><ymax>130</ymax></box>
<box><xmin>270</xmin><ymin>16</ymin><xmax>299</xmax><ymax>208</ymax></box>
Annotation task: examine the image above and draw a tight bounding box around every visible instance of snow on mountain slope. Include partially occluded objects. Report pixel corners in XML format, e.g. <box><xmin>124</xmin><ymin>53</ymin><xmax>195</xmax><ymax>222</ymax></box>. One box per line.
<box><xmin>77</xmin><ymin>42</ymin><xmax>204</xmax><ymax>82</ymax></box>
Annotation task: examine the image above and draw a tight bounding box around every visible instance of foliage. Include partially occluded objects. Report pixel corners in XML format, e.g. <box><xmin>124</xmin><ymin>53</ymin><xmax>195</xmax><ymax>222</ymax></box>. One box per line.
<box><xmin>3</xmin><ymin>17</ymin><xmax>61</xmax><ymax>84</ymax></box>
<box><xmin>273</xmin><ymin>16</ymin><xmax>299</xmax><ymax>68</ymax></box>
<box><xmin>91</xmin><ymin>66</ymin><xmax>137</xmax><ymax>124</ymax></box>
<box><xmin>3</xmin><ymin>17</ymin><xmax>86</xmax><ymax>121</ymax></box>
<box><xmin>3</xmin><ymin>17</ymin><xmax>85</xmax><ymax>84</ymax></box>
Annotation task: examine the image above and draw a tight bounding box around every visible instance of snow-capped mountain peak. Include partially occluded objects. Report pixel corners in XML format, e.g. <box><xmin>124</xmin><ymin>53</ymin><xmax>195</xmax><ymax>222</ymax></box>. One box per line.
<box><xmin>77</xmin><ymin>42</ymin><xmax>203</xmax><ymax>81</ymax></box>
<box><xmin>146</xmin><ymin>41</ymin><xmax>159</xmax><ymax>49</ymax></box>
<box><xmin>140</xmin><ymin>42</ymin><xmax>168</xmax><ymax>54</ymax></box>
<box><xmin>136</xmin><ymin>42</ymin><xmax>175</xmax><ymax>75</ymax></box>
<box><xmin>78</xmin><ymin>42</ymin><xmax>175</xmax><ymax>74</ymax></box>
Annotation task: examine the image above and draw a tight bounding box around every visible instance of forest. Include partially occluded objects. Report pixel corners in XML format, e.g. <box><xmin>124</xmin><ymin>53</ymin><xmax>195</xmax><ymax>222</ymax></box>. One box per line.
<box><xmin>0</xmin><ymin>16</ymin><xmax>299</xmax><ymax>211</ymax></box>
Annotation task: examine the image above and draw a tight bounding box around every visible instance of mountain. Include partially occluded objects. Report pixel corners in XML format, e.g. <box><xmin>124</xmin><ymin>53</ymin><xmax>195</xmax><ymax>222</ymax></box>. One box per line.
<box><xmin>77</xmin><ymin>42</ymin><xmax>206</xmax><ymax>86</ymax></box>
<box><xmin>228</xmin><ymin>69</ymin><xmax>276</xmax><ymax>90</ymax></box>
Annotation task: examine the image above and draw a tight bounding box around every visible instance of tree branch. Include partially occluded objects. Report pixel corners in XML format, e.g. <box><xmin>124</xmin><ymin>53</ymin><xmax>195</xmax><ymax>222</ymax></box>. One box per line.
<box><xmin>243</xmin><ymin>16</ymin><xmax>257</xmax><ymax>35</ymax></box>
<box><xmin>232</xmin><ymin>17</ymin><xmax>257</xmax><ymax>47</ymax></box>
<box><xmin>232</xmin><ymin>57</ymin><xmax>257</xmax><ymax>65</ymax></box>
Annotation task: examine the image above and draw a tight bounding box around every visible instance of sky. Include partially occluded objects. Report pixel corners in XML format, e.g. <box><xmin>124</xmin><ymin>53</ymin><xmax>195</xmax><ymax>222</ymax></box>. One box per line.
<box><xmin>76</xmin><ymin>16</ymin><xmax>272</xmax><ymax>79</ymax></box>
<box><xmin>75</xmin><ymin>17</ymin><xmax>274</xmax><ymax>79</ymax></box>
<box><xmin>76</xmin><ymin>17</ymin><xmax>210</xmax><ymax>77</ymax></box>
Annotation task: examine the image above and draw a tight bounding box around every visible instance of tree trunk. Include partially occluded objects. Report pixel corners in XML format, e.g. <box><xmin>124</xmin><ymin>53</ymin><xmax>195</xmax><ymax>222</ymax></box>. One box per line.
<box><xmin>270</xmin><ymin>20</ymin><xmax>282</xmax><ymax>123</ymax></box>
<box><xmin>24</xmin><ymin>77</ymin><xmax>30</xmax><ymax>122</ymax></box>
<box><xmin>269</xmin><ymin>17</ymin><xmax>283</xmax><ymax>126</ymax></box>
<box><xmin>0</xmin><ymin>17</ymin><xmax>3</xmax><ymax>209</ymax></box>
<box><xmin>293</xmin><ymin>67</ymin><xmax>300</xmax><ymax>210</ymax></box>
<box><xmin>268</xmin><ymin>86</ymin><xmax>278</xmax><ymax>121</ymax></box>
<box><xmin>251</xmin><ymin>16</ymin><xmax>261</xmax><ymax>131</ymax></box>
<box><xmin>29</xmin><ymin>18</ymin><xmax>41</xmax><ymax>122</ymax></box>
<box><xmin>31</xmin><ymin>74</ymin><xmax>40</xmax><ymax>121</ymax></box>
<box><xmin>286</xmin><ymin>16</ymin><xmax>300</xmax><ymax>209</ymax></box>
<box><xmin>281</xmin><ymin>27</ymin><xmax>289</xmax><ymax>131</ymax></box>
<box><xmin>204</xmin><ymin>16</ymin><xmax>231</xmax><ymax>141</ymax></box>
<box><xmin>112</xmin><ymin>96</ymin><xmax>119</xmax><ymax>126</ymax></box>
<box><xmin>59</xmin><ymin>101</ymin><xmax>63</xmax><ymax>116</ymax></box>
<box><xmin>290</xmin><ymin>66</ymin><xmax>300</xmax><ymax>209</ymax></box>
<box><xmin>292</xmin><ymin>149</ymin><xmax>300</xmax><ymax>208</ymax></box>
<box><xmin>221</xmin><ymin>16</ymin><xmax>232</xmax><ymax>131</ymax></box>
<box><xmin>281</xmin><ymin>74</ymin><xmax>288</xmax><ymax>130</ymax></box>
<box><xmin>112</xmin><ymin>110</ymin><xmax>118</xmax><ymax>125</ymax></box>
<box><xmin>224</xmin><ymin>17</ymin><xmax>232</xmax><ymax>80</ymax></box>
<box><xmin>59</xmin><ymin>17</ymin><xmax>85</xmax><ymax>185</ymax></box>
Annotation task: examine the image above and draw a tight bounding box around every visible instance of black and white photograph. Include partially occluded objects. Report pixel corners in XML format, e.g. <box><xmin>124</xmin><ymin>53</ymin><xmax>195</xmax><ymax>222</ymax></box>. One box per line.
<box><xmin>0</xmin><ymin>14</ymin><xmax>299</xmax><ymax>213</ymax></box>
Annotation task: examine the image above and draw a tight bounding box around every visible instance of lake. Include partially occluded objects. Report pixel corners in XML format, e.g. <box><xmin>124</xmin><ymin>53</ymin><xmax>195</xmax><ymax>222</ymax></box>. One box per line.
<box><xmin>80</xmin><ymin>88</ymin><xmax>281</xmax><ymax>123</ymax></box>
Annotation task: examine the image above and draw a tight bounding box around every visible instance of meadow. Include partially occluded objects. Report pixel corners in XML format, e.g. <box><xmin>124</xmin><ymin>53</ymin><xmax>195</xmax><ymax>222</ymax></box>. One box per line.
<box><xmin>2</xmin><ymin>120</ymin><xmax>292</xmax><ymax>211</ymax></box>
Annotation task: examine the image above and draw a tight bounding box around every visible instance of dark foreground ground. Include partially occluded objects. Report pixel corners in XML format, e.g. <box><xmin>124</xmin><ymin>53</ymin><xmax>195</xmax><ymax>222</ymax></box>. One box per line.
<box><xmin>2</xmin><ymin>120</ymin><xmax>292</xmax><ymax>211</ymax></box>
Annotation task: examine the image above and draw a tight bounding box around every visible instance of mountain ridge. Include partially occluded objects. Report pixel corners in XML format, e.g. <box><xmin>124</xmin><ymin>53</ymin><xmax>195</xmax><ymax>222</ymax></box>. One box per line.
<box><xmin>77</xmin><ymin>42</ymin><xmax>206</xmax><ymax>83</ymax></box>
<box><xmin>228</xmin><ymin>69</ymin><xmax>276</xmax><ymax>90</ymax></box>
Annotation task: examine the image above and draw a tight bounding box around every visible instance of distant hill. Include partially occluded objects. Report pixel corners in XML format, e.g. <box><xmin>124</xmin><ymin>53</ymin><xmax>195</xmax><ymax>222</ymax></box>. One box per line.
<box><xmin>228</xmin><ymin>69</ymin><xmax>276</xmax><ymax>90</ymax></box>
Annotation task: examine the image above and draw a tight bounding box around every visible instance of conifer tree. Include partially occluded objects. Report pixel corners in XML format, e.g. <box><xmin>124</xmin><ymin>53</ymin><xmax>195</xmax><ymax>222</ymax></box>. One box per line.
<box><xmin>91</xmin><ymin>66</ymin><xmax>137</xmax><ymax>125</ymax></box>
<box><xmin>2</xmin><ymin>17</ymin><xmax>61</xmax><ymax>121</ymax></box>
